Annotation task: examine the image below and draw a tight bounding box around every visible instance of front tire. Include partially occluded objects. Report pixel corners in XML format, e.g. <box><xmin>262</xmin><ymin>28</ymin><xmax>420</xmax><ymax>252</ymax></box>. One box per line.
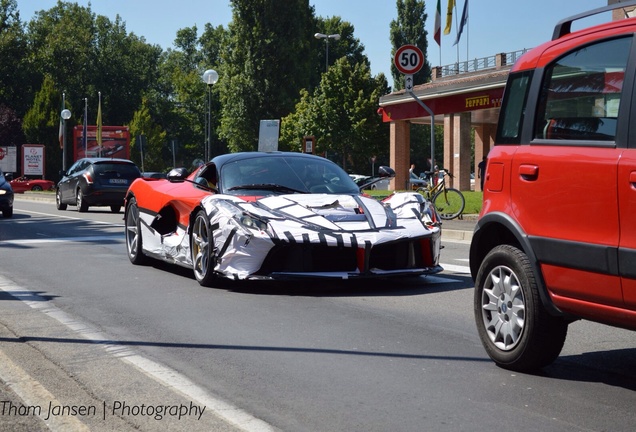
<box><xmin>2</xmin><ymin>207</ymin><xmax>12</xmax><ymax>218</ymax></box>
<box><xmin>191</xmin><ymin>210</ymin><xmax>216</xmax><ymax>286</ymax></box>
<box><xmin>110</xmin><ymin>205</ymin><xmax>121</xmax><ymax>213</ymax></box>
<box><xmin>125</xmin><ymin>197</ymin><xmax>148</xmax><ymax>265</ymax></box>
<box><xmin>474</xmin><ymin>244</ymin><xmax>568</xmax><ymax>372</ymax></box>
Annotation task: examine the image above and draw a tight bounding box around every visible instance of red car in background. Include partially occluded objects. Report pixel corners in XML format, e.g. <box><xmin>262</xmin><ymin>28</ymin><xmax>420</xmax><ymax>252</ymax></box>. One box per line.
<box><xmin>10</xmin><ymin>177</ymin><xmax>55</xmax><ymax>193</ymax></box>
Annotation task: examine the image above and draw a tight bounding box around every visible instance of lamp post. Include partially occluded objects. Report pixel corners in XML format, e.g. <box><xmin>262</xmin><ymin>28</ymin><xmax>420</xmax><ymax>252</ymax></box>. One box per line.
<box><xmin>61</xmin><ymin>108</ymin><xmax>71</xmax><ymax>171</ymax></box>
<box><xmin>201</xmin><ymin>69</ymin><xmax>219</xmax><ymax>161</ymax></box>
<box><xmin>314</xmin><ymin>33</ymin><xmax>340</xmax><ymax>72</ymax></box>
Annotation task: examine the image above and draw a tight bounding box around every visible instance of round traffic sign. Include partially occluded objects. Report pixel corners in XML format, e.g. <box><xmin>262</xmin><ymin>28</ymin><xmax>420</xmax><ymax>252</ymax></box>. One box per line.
<box><xmin>394</xmin><ymin>44</ymin><xmax>424</xmax><ymax>75</ymax></box>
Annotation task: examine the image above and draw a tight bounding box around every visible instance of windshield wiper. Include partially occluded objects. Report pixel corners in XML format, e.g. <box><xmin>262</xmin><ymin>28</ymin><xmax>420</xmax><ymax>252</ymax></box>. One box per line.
<box><xmin>227</xmin><ymin>183</ymin><xmax>308</xmax><ymax>194</ymax></box>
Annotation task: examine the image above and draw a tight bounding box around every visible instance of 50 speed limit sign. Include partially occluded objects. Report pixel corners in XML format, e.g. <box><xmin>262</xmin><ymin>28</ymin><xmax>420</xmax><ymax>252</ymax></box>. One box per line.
<box><xmin>394</xmin><ymin>44</ymin><xmax>424</xmax><ymax>75</ymax></box>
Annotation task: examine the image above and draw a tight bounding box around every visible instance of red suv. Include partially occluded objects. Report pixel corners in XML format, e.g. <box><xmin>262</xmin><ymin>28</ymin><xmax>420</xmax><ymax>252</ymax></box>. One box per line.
<box><xmin>470</xmin><ymin>1</ymin><xmax>636</xmax><ymax>371</ymax></box>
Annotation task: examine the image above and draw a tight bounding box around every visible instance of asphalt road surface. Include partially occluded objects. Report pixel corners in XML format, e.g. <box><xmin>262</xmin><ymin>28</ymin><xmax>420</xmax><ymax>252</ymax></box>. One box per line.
<box><xmin>0</xmin><ymin>195</ymin><xmax>635</xmax><ymax>431</ymax></box>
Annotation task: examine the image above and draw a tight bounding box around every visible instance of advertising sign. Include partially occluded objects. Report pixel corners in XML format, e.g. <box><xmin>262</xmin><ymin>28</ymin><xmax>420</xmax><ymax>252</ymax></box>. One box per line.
<box><xmin>22</xmin><ymin>144</ymin><xmax>45</xmax><ymax>176</ymax></box>
<box><xmin>73</xmin><ymin>125</ymin><xmax>130</xmax><ymax>161</ymax></box>
<box><xmin>0</xmin><ymin>146</ymin><xmax>17</xmax><ymax>173</ymax></box>
<box><xmin>258</xmin><ymin>120</ymin><xmax>280</xmax><ymax>152</ymax></box>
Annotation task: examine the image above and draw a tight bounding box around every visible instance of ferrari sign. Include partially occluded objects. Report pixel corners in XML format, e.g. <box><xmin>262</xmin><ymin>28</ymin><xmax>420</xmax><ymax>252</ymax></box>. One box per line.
<box><xmin>394</xmin><ymin>44</ymin><xmax>424</xmax><ymax>75</ymax></box>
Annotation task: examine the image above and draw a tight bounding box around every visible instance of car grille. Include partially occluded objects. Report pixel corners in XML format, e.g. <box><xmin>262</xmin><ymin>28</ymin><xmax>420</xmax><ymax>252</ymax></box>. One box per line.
<box><xmin>258</xmin><ymin>238</ymin><xmax>433</xmax><ymax>275</ymax></box>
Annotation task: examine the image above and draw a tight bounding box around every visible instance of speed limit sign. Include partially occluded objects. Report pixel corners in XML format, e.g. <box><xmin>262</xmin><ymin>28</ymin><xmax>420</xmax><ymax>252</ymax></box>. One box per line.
<box><xmin>394</xmin><ymin>44</ymin><xmax>424</xmax><ymax>75</ymax></box>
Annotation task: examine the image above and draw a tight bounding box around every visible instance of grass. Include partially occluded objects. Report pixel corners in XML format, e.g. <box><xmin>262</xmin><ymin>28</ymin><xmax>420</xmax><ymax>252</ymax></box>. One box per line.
<box><xmin>365</xmin><ymin>189</ymin><xmax>483</xmax><ymax>215</ymax></box>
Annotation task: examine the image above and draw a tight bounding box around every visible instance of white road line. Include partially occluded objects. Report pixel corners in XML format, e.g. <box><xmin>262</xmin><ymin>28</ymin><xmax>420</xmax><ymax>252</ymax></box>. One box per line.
<box><xmin>0</xmin><ymin>276</ymin><xmax>275</xmax><ymax>432</ymax></box>
<box><xmin>1</xmin><ymin>236</ymin><xmax>123</xmax><ymax>246</ymax></box>
<box><xmin>15</xmin><ymin>208</ymin><xmax>124</xmax><ymax>227</ymax></box>
<box><xmin>439</xmin><ymin>263</ymin><xmax>471</xmax><ymax>274</ymax></box>
<box><xmin>0</xmin><ymin>350</ymin><xmax>90</xmax><ymax>431</ymax></box>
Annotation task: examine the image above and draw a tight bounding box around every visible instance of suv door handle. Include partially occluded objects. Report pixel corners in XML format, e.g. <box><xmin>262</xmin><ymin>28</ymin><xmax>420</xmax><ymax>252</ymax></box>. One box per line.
<box><xmin>629</xmin><ymin>171</ymin><xmax>636</xmax><ymax>185</ymax></box>
<box><xmin>519</xmin><ymin>164</ymin><xmax>539</xmax><ymax>181</ymax></box>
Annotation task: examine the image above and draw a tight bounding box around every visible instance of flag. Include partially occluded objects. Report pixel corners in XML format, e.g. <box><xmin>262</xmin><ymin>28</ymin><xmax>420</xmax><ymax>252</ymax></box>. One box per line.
<box><xmin>97</xmin><ymin>92</ymin><xmax>102</xmax><ymax>149</ymax></box>
<box><xmin>434</xmin><ymin>0</ymin><xmax>441</xmax><ymax>46</ymax></box>
<box><xmin>444</xmin><ymin>0</ymin><xmax>455</xmax><ymax>35</ymax></box>
<box><xmin>453</xmin><ymin>0</ymin><xmax>469</xmax><ymax>46</ymax></box>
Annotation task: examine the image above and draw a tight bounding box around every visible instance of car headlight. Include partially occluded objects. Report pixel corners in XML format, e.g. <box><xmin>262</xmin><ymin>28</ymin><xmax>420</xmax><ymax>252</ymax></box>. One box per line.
<box><xmin>0</xmin><ymin>189</ymin><xmax>7</xmax><ymax>195</ymax></box>
<box><xmin>239</xmin><ymin>214</ymin><xmax>268</xmax><ymax>231</ymax></box>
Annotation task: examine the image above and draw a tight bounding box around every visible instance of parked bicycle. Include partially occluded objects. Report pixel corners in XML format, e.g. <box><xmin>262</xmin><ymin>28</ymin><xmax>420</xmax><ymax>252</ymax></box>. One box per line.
<box><xmin>415</xmin><ymin>168</ymin><xmax>465</xmax><ymax>220</ymax></box>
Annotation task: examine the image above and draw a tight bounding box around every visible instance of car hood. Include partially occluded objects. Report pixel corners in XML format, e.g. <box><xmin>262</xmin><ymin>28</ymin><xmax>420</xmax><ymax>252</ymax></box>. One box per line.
<box><xmin>206</xmin><ymin>193</ymin><xmax>416</xmax><ymax>233</ymax></box>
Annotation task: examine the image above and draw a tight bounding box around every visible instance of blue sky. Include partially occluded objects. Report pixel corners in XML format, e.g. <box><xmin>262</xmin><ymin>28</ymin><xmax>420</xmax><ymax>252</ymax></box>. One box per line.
<box><xmin>18</xmin><ymin>1</ymin><xmax>613</xmax><ymax>86</ymax></box>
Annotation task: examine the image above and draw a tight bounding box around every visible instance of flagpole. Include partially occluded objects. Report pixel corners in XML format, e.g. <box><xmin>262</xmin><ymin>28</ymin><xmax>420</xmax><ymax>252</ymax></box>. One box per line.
<box><xmin>454</xmin><ymin>1</ymin><xmax>459</xmax><ymax>65</ymax></box>
<box><xmin>83</xmin><ymin>98</ymin><xmax>88</xmax><ymax>157</ymax></box>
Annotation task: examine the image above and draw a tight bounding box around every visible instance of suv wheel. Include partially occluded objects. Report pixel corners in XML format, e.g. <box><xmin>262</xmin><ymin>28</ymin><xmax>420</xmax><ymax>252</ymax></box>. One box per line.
<box><xmin>76</xmin><ymin>189</ymin><xmax>89</xmax><ymax>212</ymax></box>
<box><xmin>474</xmin><ymin>244</ymin><xmax>568</xmax><ymax>372</ymax></box>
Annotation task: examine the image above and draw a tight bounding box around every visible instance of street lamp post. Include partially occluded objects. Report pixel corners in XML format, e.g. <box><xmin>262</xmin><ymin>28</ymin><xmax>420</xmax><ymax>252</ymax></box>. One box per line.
<box><xmin>201</xmin><ymin>69</ymin><xmax>219</xmax><ymax>161</ymax></box>
<box><xmin>61</xmin><ymin>108</ymin><xmax>72</xmax><ymax>171</ymax></box>
<box><xmin>314</xmin><ymin>33</ymin><xmax>340</xmax><ymax>72</ymax></box>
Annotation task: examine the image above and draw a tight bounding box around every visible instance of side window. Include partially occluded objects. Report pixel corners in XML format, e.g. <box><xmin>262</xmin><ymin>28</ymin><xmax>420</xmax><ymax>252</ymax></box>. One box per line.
<box><xmin>535</xmin><ymin>37</ymin><xmax>632</xmax><ymax>142</ymax></box>
<box><xmin>497</xmin><ymin>71</ymin><xmax>532</xmax><ymax>144</ymax></box>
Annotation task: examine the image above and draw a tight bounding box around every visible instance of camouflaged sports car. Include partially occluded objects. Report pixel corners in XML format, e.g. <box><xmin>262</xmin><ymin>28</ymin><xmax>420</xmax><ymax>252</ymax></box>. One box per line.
<box><xmin>124</xmin><ymin>152</ymin><xmax>442</xmax><ymax>285</ymax></box>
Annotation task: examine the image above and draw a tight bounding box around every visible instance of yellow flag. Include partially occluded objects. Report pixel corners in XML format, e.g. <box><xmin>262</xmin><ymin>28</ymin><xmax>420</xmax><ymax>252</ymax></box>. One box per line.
<box><xmin>444</xmin><ymin>0</ymin><xmax>455</xmax><ymax>35</ymax></box>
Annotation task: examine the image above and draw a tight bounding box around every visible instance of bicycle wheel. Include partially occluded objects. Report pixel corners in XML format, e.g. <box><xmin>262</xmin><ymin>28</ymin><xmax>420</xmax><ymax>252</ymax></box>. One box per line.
<box><xmin>433</xmin><ymin>188</ymin><xmax>465</xmax><ymax>220</ymax></box>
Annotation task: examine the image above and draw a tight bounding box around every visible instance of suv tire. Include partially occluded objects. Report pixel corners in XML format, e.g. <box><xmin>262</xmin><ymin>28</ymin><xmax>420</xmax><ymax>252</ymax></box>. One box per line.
<box><xmin>474</xmin><ymin>244</ymin><xmax>568</xmax><ymax>372</ymax></box>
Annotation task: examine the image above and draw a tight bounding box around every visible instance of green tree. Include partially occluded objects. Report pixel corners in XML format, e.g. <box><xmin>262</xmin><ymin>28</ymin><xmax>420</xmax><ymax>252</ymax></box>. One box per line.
<box><xmin>389</xmin><ymin>0</ymin><xmax>431</xmax><ymax>90</ymax></box>
<box><xmin>0</xmin><ymin>0</ymin><xmax>31</xmax><ymax>116</ymax></box>
<box><xmin>219</xmin><ymin>0</ymin><xmax>315</xmax><ymax>152</ymax></box>
<box><xmin>280</xmin><ymin>57</ymin><xmax>389</xmax><ymax>174</ymax></box>
<box><xmin>26</xmin><ymin>1</ymin><xmax>162</xmax><ymax>155</ymax></box>
<box><xmin>22</xmin><ymin>75</ymin><xmax>62</xmax><ymax>177</ymax></box>
<box><xmin>312</xmin><ymin>16</ymin><xmax>367</xmax><ymax>90</ymax></box>
<box><xmin>129</xmin><ymin>97</ymin><xmax>167</xmax><ymax>172</ymax></box>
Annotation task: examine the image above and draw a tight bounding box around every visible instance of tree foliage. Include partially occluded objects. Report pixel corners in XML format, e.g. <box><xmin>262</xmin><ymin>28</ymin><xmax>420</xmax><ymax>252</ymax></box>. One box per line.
<box><xmin>1</xmin><ymin>0</ymin><xmax>419</xmax><ymax>180</ymax></box>
<box><xmin>280</xmin><ymin>57</ymin><xmax>389</xmax><ymax>174</ymax></box>
<box><xmin>218</xmin><ymin>0</ymin><xmax>316</xmax><ymax>153</ymax></box>
<box><xmin>389</xmin><ymin>0</ymin><xmax>431</xmax><ymax>89</ymax></box>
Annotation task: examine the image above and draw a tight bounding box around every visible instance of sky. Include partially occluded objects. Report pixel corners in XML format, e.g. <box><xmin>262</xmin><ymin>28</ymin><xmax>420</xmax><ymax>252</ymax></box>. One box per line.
<box><xmin>17</xmin><ymin>1</ymin><xmax>614</xmax><ymax>86</ymax></box>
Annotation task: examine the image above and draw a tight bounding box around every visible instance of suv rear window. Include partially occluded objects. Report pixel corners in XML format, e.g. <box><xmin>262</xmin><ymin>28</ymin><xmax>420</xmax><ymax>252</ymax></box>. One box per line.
<box><xmin>93</xmin><ymin>162</ymin><xmax>140</xmax><ymax>177</ymax></box>
<box><xmin>534</xmin><ymin>36</ymin><xmax>632</xmax><ymax>142</ymax></box>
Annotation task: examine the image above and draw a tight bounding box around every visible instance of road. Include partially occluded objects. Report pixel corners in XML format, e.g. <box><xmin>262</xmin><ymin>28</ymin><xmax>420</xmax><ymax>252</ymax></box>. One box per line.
<box><xmin>1</xmin><ymin>195</ymin><xmax>635</xmax><ymax>431</ymax></box>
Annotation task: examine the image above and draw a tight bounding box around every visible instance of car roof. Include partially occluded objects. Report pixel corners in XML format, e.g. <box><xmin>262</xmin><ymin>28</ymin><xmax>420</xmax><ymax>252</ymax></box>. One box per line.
<box><xmin>211</xmin><ymin>151</ymin><xmax>332</xmax><ymax>167</ymax></box>
<box><xmin>79</xmin><ymin>157</ymin><xmax>136</xmax><ymax>164</ymax></box>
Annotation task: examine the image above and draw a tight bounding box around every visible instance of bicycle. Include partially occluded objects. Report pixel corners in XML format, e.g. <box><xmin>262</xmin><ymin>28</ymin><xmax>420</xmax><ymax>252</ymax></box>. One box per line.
<box><xmin>415</xmin><ymin>169</ymin><xmax>465</xmax><ymax>220</ymax></box>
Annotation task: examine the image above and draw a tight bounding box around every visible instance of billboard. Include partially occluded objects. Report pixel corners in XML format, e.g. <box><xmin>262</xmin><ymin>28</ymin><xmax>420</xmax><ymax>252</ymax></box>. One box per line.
<box><xmin>22</xmin><ymin>144</ymin><xmax>45</xmax><ymax>176</ymax></box>
<box><xmin>0</xmin><ymin>146</ymin><xmax>17</xmax><ymax>173</ymax></box>
<box><xmin>73</xmin><ymin>125</ymin><xmax>130</xmax><ymax>161</ymax></box>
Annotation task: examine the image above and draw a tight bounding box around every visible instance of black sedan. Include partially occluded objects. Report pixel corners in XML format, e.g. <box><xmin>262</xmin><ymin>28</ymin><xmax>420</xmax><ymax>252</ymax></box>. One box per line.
<box><xmin>0</xmin><ymin>168</ymin><xmax>14</xmax><ymax>218</ymax></box>
<box><xmin>56</xmin><ymin>157</ymin><xmax>141</xmax><ymax>213</ymax></box>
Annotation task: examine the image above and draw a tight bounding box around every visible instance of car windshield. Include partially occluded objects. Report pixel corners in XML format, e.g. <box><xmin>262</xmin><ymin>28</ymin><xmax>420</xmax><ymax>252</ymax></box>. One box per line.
<box><xmin>219</xmin><ymin>155</ymin><xmax>360</xmax><ymax>195</ymax></box>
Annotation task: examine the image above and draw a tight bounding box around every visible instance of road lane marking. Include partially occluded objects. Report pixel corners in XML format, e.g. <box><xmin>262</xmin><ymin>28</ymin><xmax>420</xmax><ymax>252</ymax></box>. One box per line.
<box><xmin>14</xmin><ymin>208</ymin><xmax>124</xmax><ymax>227</ymax></box>
<box><xmin>0</xmin><ymin>275</ymin><xmax>275</xmax><ymax>432</ymax></box>
<box><xmin>0</xmin><ymin>349</ymin><xmax>90</xmax><ymax>431</ymax></box>
<box><xmin>1</xmin><ymin>236</ymin><xmax>124</xmax><ymax>246</ymax></box>
<box><xmin>440</xmin><ymin>263</ymin><xmax>470</xmax><ymax>274</ymax></box>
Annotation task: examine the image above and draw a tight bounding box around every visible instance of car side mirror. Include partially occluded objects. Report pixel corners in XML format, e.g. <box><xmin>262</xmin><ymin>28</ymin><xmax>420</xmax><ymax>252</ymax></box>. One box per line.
<box><xmin>377</xmin><ymin>166</ymin><xmax>396</xmax><ymax>179</ymax></box>
<box><xmin>167</xmin><ymin>167</ymin><xmax>189</xmax><ymax>182</ymax></box>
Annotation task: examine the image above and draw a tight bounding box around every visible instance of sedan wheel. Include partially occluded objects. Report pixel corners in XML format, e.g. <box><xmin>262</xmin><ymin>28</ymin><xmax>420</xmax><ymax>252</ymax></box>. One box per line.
<box><xmin>474</xmin><ymin>244</ymin><xmax>568</xmax><ymax>372</ymax></box>
<box><xmin>125</xmin><ymin>197</ymin><xmax>147</xmax><ymax>265</ymax></box>
<box><xmin>32</xmin><ymin>185</ymin><xmax>43</xmax><ymax>191</ymax></box>
<box><xmin>191</xmin><ymin>210</ymin><xmax>216</xmax><ymax>286</ymax></box>
<box><xmin>76</xmin><ymin>189</ymin><xmax>89</xmax><ymax>212</ymax></box>
<box><xmin>56</xmin><ymin>189</ymin><xmax>67</xmax><ymax>211</ymax></box>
